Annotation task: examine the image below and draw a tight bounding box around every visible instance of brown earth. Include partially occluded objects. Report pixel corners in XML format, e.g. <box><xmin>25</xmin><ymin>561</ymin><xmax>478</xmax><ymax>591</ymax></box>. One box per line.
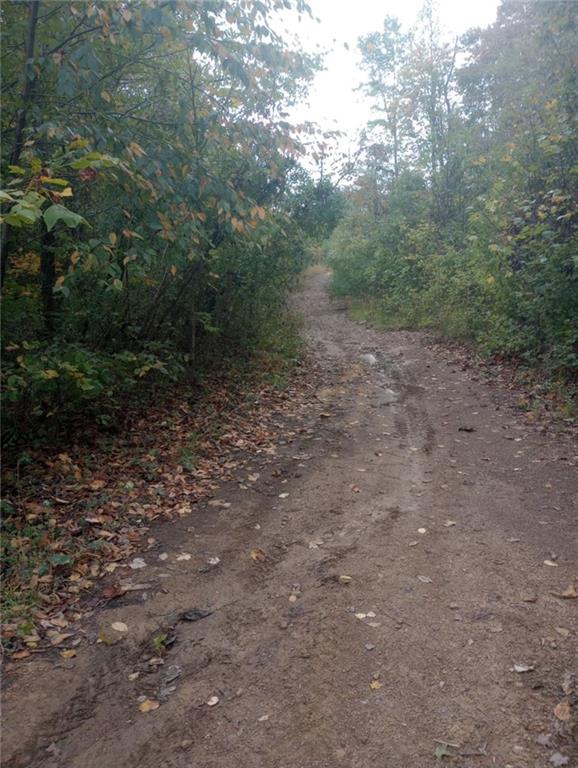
<box><xmin>2</xmin><ymin>269</ymin><xmax>577</xmax><ymax>768</ymax></box>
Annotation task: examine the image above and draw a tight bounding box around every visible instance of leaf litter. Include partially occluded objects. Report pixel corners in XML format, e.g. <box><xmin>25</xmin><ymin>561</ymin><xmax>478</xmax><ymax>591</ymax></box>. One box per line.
<box><xmin>1</xmin><ymin>358</ymin><xmax>322</xmax><ymax>656</ymax></box>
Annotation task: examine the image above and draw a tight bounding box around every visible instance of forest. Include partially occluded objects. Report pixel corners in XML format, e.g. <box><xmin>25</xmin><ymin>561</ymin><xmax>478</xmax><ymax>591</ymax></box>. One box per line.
<box><xmin>2</xmin><ymin>5</ymin><xmax>578</xmax><ymax>764</ymax></box>
<box><xmin>1</xmin><ymin>0</ymin><xmax>341</xmax><ymax>450</ymax></box>
<box><xmin>2</xmin><ymin>1</ymin><xmax>576</xmax><ymax>456</ymax></box>
<box><xmin>329</xmin><ymin>1</ymin><xmax>578</xmax><ymax>391</ymax></box>
<box><xmin>1</xmin><ymin>0</ymin><xmax>577</xmax><ymax>654</ymax></box>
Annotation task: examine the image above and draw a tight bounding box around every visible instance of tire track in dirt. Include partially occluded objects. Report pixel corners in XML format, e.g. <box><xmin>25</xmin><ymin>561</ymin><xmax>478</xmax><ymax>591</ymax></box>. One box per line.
<box><xmin>2</xmin><ymin>268</ymin><xmax>576</xmax><ymax>768</ymax></box>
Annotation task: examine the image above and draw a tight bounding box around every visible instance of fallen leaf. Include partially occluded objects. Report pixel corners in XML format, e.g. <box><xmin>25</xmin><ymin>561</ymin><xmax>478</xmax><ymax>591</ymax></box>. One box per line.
<box><xmin>250</xmin><ymin>548</ymin><xmax>266</xmax><ymax>562</ymax></box>
<box><xmin>11</xmin><ymin>650</ymin><xmax>30</xmax><ymax>661</ymax></box>
<box><xmin>139</xmin><ymin>699</ymin><xmax>160</xmax><ymax>713</ymax></box>
<box><xmin>128</xmin><ymin>672</ymin><xmax>140</xmax><ymax>681</ymax></box>
<box><xmin>561</xmin><ymin>672</ymin><xmax>575</xmax><ymax>695</ymax></box>
<box><xmin>418</xmin><ymin>575</ymin><xmax>433</xmax><ymax>584</ymax></box>
<box><xmin>180</xmin><ymin>608</ymin><xmax>213</xmax><ymax>622</ymax></box>
<box><xmin>550</xmin><ymin>753</ymin><xmax>569</xmax><ymax>767</ymax></box>
<box><xmin>102</xmin><ymin>583</ymin><xmax>127</xmax><ymax>600</ymax></box>
<box><xmin>553</xmin><ymin>701</ymin><xmax>571</xmax><ymax>722</ymax></box>
<box><xmin>512</xmin><ymin>663</ymin><xmax>534</xmax><ymax>673</ymax></box>
<box><xmin>158</xmin><ymin>553</ymin><xmax>168</xmax><ymax>561</ymax></box>
<box><xmin>129</xmin><ymin>558</ymin><xmax>147</xmax><ymax>569</ymax></box>
<box><xmin>48</xmin><ymin>632</ymin><xmax>72</xmax><ymax>646</ymax></box>
<box><xmin>370</xmin><ymin>680</ymin><xmax>382</xmax><ymax>690</ymax></box>
<box><xmin>288</xmin><ymin>594</ymin><xmax>298</xmax><ymax>603</ymax></box>
<box><xmin>97</xmin><ymin>631</ymin><xmax>116</xmax><ymax>645</ymax></box>
<box><xmin>278</xmin><ymin>493</ymin><xmax>289</xmax><ymax>499</ymax></box>
<box><xmin>417</xmin><ymin>527</ymin><xmax>427</xmax><ymax>534</ymax></box>
<box><xmin>339</xmin><ymin>575</ymin><xmax>352</xmax><ymax>584</ymax></box>
<box><xmin>208</xmin><ymin>556</ymin><xmax>220</xmax><ymax>566</ymax></box>
<box><xmin>60</xmin><ymin>649</ymin><xmax>76</xmax><ymax>659</ymax></box>
<box><xmin>444</xmin><ymin>520</ymin><xmax>456</xmax><ymax>527</ymax></box>
<box><xmin>435</xmin><ymin>743</ymin><xmax>451</xmax><ymax>759</ymax></box>
<box><xmin>558</xmin><ymin>584</ymin><xmax>577</xmax><ymax>599</ymax></box>
<box><xmin>207</xmin><ymin>695</ymin><xmax>219</xmax><ymax>707</ymax></box>
<box><xmin>90</xmin><ymin>479</ymin><xmax>107</xmax><ymax>490</ymax></box>
<box><xmin>544</xmin><ymin>560</ymin><xmax>559</xmax><ymax>567</ymax></box>
<box><xmin>111</xmin><ymin>621</ymin><xmax>128</xmax><ymax>633</ymax></box>
<box><xmin>354</xmin><ymin>613</ymin><xmax>367</xmax><ymax>620</ymax></box>
<box><xmin>176</xmin><ymin>553</ymin><xmax>192</xmax><ymax>561</ymax></box>
<box><xmin>258</xmin><ymin>714</ymin><xmax>269</xmax><ymax>722</ymax></box>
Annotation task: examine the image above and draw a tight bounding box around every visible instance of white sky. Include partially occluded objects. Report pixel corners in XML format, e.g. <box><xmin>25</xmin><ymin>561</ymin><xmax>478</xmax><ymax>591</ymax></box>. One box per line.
<box><xmin>280</xmin><ymin>0</ymin><xmax>500</xmax><ymax>158</ymax></box>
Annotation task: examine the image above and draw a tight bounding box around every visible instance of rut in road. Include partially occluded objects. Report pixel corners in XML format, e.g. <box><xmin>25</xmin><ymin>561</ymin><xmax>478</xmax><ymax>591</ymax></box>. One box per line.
<box><xmin>3</xmin><ymin>269</ymin><xmax>577</xmax><ymax>768</ymax></box>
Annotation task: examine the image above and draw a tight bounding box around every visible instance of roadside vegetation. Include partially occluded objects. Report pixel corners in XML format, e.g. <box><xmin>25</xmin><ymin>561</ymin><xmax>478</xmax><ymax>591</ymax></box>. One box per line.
<box><xmin>1</xmin><ymin>0</ymin><xmax>344</xmax><ymax>638</ymax></box>
<box><xmin>1</xmin><ymin>0</ymin><xmax>344</xmax><ymax>453</ymax></box>
<box><xmin>328</xmin><ymin>1</ymin><xmax>578</xmax><ymax>392</ymax></box>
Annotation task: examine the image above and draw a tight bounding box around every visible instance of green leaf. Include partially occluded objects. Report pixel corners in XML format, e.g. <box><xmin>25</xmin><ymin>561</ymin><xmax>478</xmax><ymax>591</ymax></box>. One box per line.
<box><xmin>42</xmin><ymin>178</ymin><xmax>70</xmax><ymax>187</ymax></box>
<box><xmin>43</xmin><ymin>204</ymin><xmax>87</xmax><ymax>232</ymax></box>
<box><xmin>50</xmin><ymin>553</ymin><xmax>72</xmax><ymax>566</ymax></box>
<box><xmin>434</xmin><ymin>743</ymin><xmax>451</xmax><ymax>760</ymax></box>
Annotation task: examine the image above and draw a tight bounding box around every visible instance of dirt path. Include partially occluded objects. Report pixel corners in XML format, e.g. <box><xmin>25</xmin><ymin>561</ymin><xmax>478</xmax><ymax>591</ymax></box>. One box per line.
<box><xmin>3</xmin><ymin>270</ymin><xmax>577</xmax><ymax>768</ymax></box>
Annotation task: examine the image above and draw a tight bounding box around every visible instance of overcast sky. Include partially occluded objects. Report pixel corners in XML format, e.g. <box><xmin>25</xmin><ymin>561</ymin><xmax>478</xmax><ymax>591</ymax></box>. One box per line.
<box><xmin>280</xmin><ymin>0</ymin><xmax>500</xmax><ymax>156</ymax></box>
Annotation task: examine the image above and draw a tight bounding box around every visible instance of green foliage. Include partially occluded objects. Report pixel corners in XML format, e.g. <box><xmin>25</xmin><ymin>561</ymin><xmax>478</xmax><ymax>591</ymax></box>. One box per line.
<box><xmin>2</xmin><ymin>340</ymin><xmax>183</xmax><ymax>443</ymax></box>
<box><xmin>1</xmin><ymin>0</ymin><xmax>323</xmax><ymax>448</ymax></box>
<box><xmin>330</xmin><ymin>1</ymin><xmax>578</xmax><ymax>384</ymax></box>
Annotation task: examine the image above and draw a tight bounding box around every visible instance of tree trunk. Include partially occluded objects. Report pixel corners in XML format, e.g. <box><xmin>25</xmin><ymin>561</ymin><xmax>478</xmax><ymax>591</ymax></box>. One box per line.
<box><xmin>40</xmin><ymin>229</ymin><xmax>56</xmax><ymax>337</ymax></box>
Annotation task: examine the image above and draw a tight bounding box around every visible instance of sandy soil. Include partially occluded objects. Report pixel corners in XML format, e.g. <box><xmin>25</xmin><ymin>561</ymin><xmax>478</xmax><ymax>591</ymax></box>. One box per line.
<box><xmin>3</xmin><ymin>269</ymin><xmax>577</xmax><ymax>768</ymax></box>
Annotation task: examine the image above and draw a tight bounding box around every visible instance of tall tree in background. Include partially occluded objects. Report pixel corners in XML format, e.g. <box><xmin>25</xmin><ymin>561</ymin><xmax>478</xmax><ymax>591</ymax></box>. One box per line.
<box><xmin>358</xmin><ymin>17</ymin><xmax>412</xmax><ymax>182</ymax></box>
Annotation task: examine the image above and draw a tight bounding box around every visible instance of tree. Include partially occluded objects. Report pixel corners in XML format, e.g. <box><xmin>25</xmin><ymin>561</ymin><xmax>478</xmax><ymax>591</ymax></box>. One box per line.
<box><xmin>358</xmin><ymin>17</ymin><xmax>412</xmax><ymax>181</ymax></box>
<box><xmin>1</xmin><ymin>0</ymin><xmax>321</xmax><ymax>442</ymax></box>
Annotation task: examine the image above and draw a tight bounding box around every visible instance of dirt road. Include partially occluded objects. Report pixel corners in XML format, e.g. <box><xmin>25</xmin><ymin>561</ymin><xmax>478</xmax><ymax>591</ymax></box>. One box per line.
<box><xmin>3</xmin><ymin>270</ymin><xmax>577</xmax><ymax>767</ymax></box>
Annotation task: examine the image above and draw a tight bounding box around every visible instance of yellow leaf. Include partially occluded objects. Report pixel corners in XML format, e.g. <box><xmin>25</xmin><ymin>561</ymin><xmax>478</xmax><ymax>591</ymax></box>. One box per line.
<box><xmin>170</xmin><ymin>265</ymin><xmax>177</xmax><ymax>277</ymax></box>
<box><xmin>370</xmin><ymin>680</ymin><xmax>382</xmax><ymax>690</ymax></box>
<box><xmin>139</xmin><ymin>699</ymin><xmax>160</xmax><ymax>713</ymax></box>
<box><xmin>42</xmin><ymin>369</ymin><xmax>59</xmax><ymax>380</ymax></box>
<box><xmin>129</xmin><ymin>141</ymin><xmax>146</xmax><ymax>158</ymax></box>
<box><xmin>48</xmin><ymin>632</ymin><xmax>72</xmax><ymax>646</ymax></box>
<box><xmin>70</xmin><ymin>250</ymin><xmax>81</xmax><ymax>265</ymax></box>
<box><xmin>60</xmin><ymin>187</ymin><xmax>73</xmax><ymax>198</ymax></box>
<box><xmin>60</xmin><ymin>649</ymin><xmax>76</xmax><ymax>659</ymax></box>
<box><xmin>109</xmin><ymin>232</ymin><xmax>117</xmax><ymax>246</ymax></box>
<box><xmin>101</xmin><ymin>91</ymin><xmax>112</xmax><ymax>103</ymax></box>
